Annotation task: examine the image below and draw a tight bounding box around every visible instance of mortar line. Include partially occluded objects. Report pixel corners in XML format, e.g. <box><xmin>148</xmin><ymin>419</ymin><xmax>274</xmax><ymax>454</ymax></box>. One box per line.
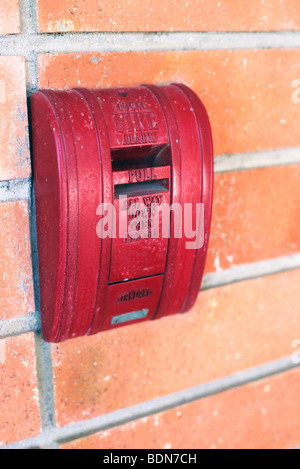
<box><xmin>33</xmin><ymin>334</ymin><xmax>56</xmax><ymax>430</ymax></box>
<box><xmin>25</xmin><ymin>52</ymin><xmax>39</xmax><ymax>94</ymax></box>
<box><xmin>3</xmin><ymin>356</ymin><xmax>299</xmax><ymax>449</ymax></box>
<box><xmin>2</xmin><ymin>31</ymin><xmax>300</xmax><ymax>57</ymax></box>
<box><xmin>214</xmin><ymin>147</ymin><xmax>300</xmax><ymax>174</ymax></box>
<box><xmin>201</xmin><ymin>253</ymin><xmax>300</xmax><ymax>291</ymax></box>
<box><xmin>0</xmin><ymin>177</ymin><xmax>31</xmax><ymax>203</ymax></box>
<box><xmin>0</xmin><ymin>312</ymin><xmax>40</xmax><ymax>339</ymax></box>
<box><xmin>18</xmin><ymin>0</ymin><xmax>37</xmax><ymax>34</ymax></box>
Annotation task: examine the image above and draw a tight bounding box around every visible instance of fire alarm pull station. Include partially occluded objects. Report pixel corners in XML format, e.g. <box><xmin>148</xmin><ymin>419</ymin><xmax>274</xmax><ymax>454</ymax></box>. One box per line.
<box><xmin>31</xmin><ymin>84</ymin><xmax>213</xmax><ymax>343</ymax></box>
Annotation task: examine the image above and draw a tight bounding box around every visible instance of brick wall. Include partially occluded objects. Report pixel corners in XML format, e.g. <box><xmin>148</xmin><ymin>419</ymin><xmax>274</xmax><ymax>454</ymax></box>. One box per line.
<box><xmin>1</xmin><ymin>0</ymin><xmax>300</xmax><ymax>449</ymax></box>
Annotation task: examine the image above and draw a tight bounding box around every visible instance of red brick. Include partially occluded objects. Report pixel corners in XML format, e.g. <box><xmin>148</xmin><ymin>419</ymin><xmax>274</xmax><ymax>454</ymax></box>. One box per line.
<box><xmin>0</xmin><ymin>56</ymin><xmax>30</xmax><ymax>180</ymax></box>
<box><xmin>0</xmin><ymin>0</ymin><xmax>20</xmax><ymax>34</ymax></box>
<box><xmin>53</xmin><ymin>269</ymin><xmax>300</xmax><ymax>427</ymax></box>
<box><xmin>0</xmin><ymin>202</ymin><xmax>35</xmax><ymax>321</ymax></box>
<box><xmin>63</xmin><ymin>368</ymin><xmax>300</xmax><ymax>449</ymax></box>
<box><xmin>206</xmin><ymin>165</ymin><xmax>300</xmax><ymax>273</ymax></box>
<box><xmin>0</xmin><ymin>57</ymin><xmax>30</xmax><ymax>181</ymax></box>
<box><xmin>0</xmin><ymin>334</ymin><xmax>40</xmax><ymax>446</ymax></box>
<box><xmin>37</xmin><ymin>0</ymin><xmax>300</xmax><ymax>33</ymax></box>
<box><xmin>38</xmin><ymin>50</ymin><xmax>300</xmax><ymax>156</ymax></box>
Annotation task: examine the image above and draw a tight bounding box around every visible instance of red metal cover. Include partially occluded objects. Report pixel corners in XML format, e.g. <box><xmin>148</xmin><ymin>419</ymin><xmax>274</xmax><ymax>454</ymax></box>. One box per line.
<box><xmin>31</xmin><ymin>84</ymin><xmax>214</xmax><ymax>343</ymax></box>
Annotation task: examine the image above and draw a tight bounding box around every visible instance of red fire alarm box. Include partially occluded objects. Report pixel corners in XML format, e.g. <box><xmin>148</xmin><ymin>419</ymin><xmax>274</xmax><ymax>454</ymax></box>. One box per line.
<box><xmin>31</xmin><ymin>84</ymin><xmax>214</xmax><ymax>343</ymax></box>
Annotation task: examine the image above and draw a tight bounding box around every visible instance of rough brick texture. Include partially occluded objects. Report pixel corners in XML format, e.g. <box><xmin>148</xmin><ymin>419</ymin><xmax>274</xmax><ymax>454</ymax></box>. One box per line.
<box><xmin>63</xmin><ymin>368</ymin><xmax>300</xmax><ymax>450</ymax></box>
<box><xmin>0</xmin><ymin>0</ymin><xmax>20</xmax><ymax>34</ymax></box>
<box><xmin>206</xmin><ymin>165</ymin><xmax>300</xmax><ymax>273</ymax></box>
<box><xmin>37</xmin><ymin>0</ymin><xmax>300</xmax><ymax>33</ymax></box>
<box><xmin>0</xmin><ymin>334</ymin><xmax>40</xmax><ymax>446</ymax></box>
<box><xmin>53</xmin><ymin>269</ymin><xmax>300</xmax><ymax>427</ymax></box>
<box><xmin>0</xmin><ymin>56</ymin><xmax>30</xmax><ymax>181</ymax></box>
<box><xmin>38</xmin><ymin>50</ymin><xmax>300</xmax><ymax>156</ymax></box>
<box><xmin>0</xmin><ymin>201</ymin><xmax>35</xmax><ymax>321</ymax></box>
